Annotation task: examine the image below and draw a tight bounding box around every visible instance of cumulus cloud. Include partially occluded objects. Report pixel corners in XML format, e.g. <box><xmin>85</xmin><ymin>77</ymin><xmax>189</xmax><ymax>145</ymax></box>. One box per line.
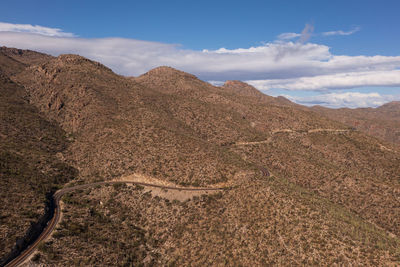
<box><xmin>322</xmin><ymin>27</ymin><xmax>360</xmax><ymax>36</ymax></box>
<box><xmin>246</xmin><ymin>70</ymin><xmax>400</xmax><ymax>91</ymax></box>
<box><xmin>0</xmin><ymin>31</ymin><xmax>336</xmax><ymax>79</ymax></box>
<box><xmin>284</xmin><ymin>92</ymin><xmax>399</xmax><ymax>108</ymax></box>
<box><xmin>0</xmin><ymin>22</ymin><xmax>75</xmax><ymax>37</ymax></box>
<box><xmin>0</xmin><ymin>22</ymin><xmax>400</xmax><ymax>100</ymax></box>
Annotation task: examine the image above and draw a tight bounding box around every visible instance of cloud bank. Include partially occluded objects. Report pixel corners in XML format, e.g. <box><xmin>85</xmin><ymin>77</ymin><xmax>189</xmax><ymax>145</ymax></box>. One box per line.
<box><xmin>246</xmin><ymin>70</ymin><xmax>400</xmax><ymax>91</ymax></box>
<box><xmin>0</xmin><ymin>22</ymin><xmax>399</xmax><ymax>108</ymax></box>
<box><xmin>2</xmin><ymin>31</ymin><xmax>400</xmax><ymax>87</ymax></box>
<box><xmin>284</xmin><ymin>92</ymin><xmax>398</xmax><ymax>108</ymax></box>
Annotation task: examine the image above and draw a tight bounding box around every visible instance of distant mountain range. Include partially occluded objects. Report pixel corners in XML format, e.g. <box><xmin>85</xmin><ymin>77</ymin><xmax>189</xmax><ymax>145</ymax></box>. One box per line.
<box><xmin>312</xmin><ymin>102</ymin><xmax>400</xmax><ymax>147</ymax></box>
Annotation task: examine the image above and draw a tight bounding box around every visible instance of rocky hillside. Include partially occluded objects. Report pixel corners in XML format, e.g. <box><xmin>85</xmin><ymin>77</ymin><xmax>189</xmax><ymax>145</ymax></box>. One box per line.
<box><xmin>135</xmin><ymin>67</ymin><xmax>344</xmax><ymax>142</ymax></box>
<box><xmin>0</xmin><ymin>65</ymin><xmax>76</xmax><ymax>260</ymax></box>
<box><xmin>1</xmin><ymin>47</ymin><xmax>400</xmax><ymax>265</ymax></box>
<box><xmin>13</xmin><ymin>56</ymin><xmax>255</xmax><ymax>186</ymax></box>
<box><xmin>312</xmin><ymin>102</ymin><xmax>400</xmax><ymax>147</ymax></box>
<box><xmin>13</xmin><ymin>56</ymin><xmax>347</xmax><ymax>186</ymax></box>
<box><xmin>222</xmin><ymin>80</ymin><xmax>295</xmax><ymax>107</ymax></box>
<box><xmin>0</xmin><ymin>46</ymin><xmax>53</xmax><ymax>76</ymax></box>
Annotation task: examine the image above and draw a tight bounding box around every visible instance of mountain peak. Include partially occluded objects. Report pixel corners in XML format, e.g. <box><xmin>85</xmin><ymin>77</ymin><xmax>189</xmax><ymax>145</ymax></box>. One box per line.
<box><xmin>1</xmin><ymin>46</ymin><xmax>53</xmax><ymax>65</ymax></box>
<box><xmin>222</xmin><ymin>80</ymin><xmax>264</xmax><ymax>98</ymax></box>
<box><xmin>55</xmin><ymin>54</ymin><xmax>112</xmax><ymax>72</ymax></box>
<box><xmin>57</xmin><ymin>54</ymin><xmax>88</xmax><ymax>63</ymax></box>
<box><xmin>134</xmin><ymin>66</ymin><xmax>204</xmax><ymax>94</ymax></box>
<box><xmin>223</xmin><ymin>80</ymin><xmax>250</xmax><ymax>87</ymax></box>
<box><xmin>140</xmin><ymin>66</ymin><xmax>197</xmax><ymax>80</ymax></box>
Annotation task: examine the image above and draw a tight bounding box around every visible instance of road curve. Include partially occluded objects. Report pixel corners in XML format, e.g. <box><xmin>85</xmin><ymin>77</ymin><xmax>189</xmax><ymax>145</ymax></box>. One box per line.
<box><xmin>235</xmin><ymin>128</ymin><xmax>354</xmax><ymax>146</ymax></box>
<box><xmin>5</xmin><ymin>181</ymin><xmax>228</xmax><ymax>267</ymax></box>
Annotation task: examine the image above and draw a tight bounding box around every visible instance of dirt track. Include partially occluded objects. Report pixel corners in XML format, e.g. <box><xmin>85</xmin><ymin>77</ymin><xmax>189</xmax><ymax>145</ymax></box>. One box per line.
<box><xmin>235</xmin><ymin>128</ymin><xmax>353</xmax><ymax>146</ymax></box>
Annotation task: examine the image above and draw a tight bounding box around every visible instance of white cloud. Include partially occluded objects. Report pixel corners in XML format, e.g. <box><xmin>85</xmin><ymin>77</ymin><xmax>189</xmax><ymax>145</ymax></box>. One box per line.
<box><xmin>299</xmin><ymin>23</ymin><xmax>314</xmax><ymax>43</ymax></box>
<box><xmin>322</xmin><ymin>27</ymin><xmax>360</xmax><ymax>36</ymax></box>
<box><xmin>0</xmin><ymin>31</ymin><xmax>336</xmax><ymax>78</ymax></box>
<box><xmin>0</xmin><ymin>22</ymin><xmax>75</xmax><ymax>37</ymax></box>
<box><xmin>278</xmin><ymin>26</ymin><xmax>360</xmax><ymax>41</ymax></box>
<box><xmin>0</xmin><ymin>22</ymin><xmax>399</xmax><ymax>100</ymax></box>
<box><xmin>277</xmin><ymin>32</ymin><xmax>301</xmax><ymax>40</ymax></box>
<box><xmin>285</xmin><ymin>92</ymin><xmax>399</xmax><ymax>108</ymax></box>
<box><xmin>246</xmin><ymin>70</ymin><xmax>400</xmax><ymax>91</ymax></box>
<box><xmin>277</xmin><ymin>24</ymin><xmax>314</xmax><ymax>43</ymax></box>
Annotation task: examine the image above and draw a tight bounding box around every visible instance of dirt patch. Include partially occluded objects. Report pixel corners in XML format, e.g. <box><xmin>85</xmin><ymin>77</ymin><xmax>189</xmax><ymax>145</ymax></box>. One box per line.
<box><xmin>143</xmin><ymin>187</ymin><xmax>210</xmax><ymax>201</ymax></box>
<box><xmin>116</xmin><ymin>173</ymin><xmax>229</xmax><ymax>201</ymax></box>
<box><xmin>116</xmin><ymin>173</ymin><xmax>177</xmax><ymax>187</ymax></box>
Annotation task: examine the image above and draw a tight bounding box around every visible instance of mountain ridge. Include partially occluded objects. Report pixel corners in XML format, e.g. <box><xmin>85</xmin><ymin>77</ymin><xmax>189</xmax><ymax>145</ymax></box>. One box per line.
<box><xmin>1</xmin><ymin>46</ymin><xmax>400</xmax><ymax>265</ymax></box>
<box><xmin>312</xmin><ymin>101</ymin><xmax>400</xmax><ymax>147</ymax></box>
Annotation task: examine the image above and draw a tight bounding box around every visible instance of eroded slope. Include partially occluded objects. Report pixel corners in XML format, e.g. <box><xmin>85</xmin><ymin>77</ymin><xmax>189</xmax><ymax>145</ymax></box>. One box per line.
<box><xmin>0</xmin><ymin>70</ymin><xmax>76</xmax><ymax>259</ymax></box>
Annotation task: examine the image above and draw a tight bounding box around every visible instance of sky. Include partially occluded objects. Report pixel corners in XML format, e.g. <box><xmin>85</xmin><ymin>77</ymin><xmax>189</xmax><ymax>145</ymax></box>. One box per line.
<box><xmin>1</xmin><ymin>0</ymin><xmax>399</xmax><ymax>108</ymax></box>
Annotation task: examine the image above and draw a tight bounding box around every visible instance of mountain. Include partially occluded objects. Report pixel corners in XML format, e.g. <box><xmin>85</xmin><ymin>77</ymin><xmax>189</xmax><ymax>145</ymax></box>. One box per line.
<box><xmin>0</xmin><ymin>46</ymin><xmax>53</xmax><ymax>76</ymax></box>
<box><xmin>222</xmin><ymin>80</ymin><xmax>297</xmax><ymax>107</ymax></box>
<box><xmin>1</xmin><ymin>47</ymin><xmax>399</xmax><ymax>265</ymax></box>
<box><xmin>0</xmin><ymin>63</ymin><xmax>76</xmax><ymax>260</ymax></box>
<box><xmin>312</xmin><ymin>102</ymin><xmax>400</xmax><ymax>147</ymax></box>
<box><xmin>13</xmin><ymin>56</ymin><xmax>254</xmax><ymax>186</ymax></box>
<box><xmin>222</xmin><ymin>80</ymin><xmax>267</xmax><ymax>98</ymax></box>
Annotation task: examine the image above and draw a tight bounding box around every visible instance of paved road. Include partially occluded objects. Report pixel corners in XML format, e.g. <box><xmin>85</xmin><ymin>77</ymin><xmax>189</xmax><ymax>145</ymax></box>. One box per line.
<box><xmin>5</xmin><ymin>181</ymin><xmax>228</xmax><ymax>267</ymax></box>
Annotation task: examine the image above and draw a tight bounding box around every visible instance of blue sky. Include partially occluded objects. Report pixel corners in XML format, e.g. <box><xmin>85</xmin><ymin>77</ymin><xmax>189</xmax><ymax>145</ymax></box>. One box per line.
<box><xmin>1</xmin><ymin>0</ymin><xmax>400</xmax><ymax>108</ymax></box>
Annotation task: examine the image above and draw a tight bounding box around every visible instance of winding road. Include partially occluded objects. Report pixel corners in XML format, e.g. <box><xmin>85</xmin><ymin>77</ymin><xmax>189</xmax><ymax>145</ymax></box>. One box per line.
<box><xmin>235</xmin><ymin>128</ymin><xmax>353</xmax><ymax>146</ymax></box>
<box><xmin>5</xmin><ymin>181</ymin><xmax>228</xmax><ymax>267</ymax></box>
